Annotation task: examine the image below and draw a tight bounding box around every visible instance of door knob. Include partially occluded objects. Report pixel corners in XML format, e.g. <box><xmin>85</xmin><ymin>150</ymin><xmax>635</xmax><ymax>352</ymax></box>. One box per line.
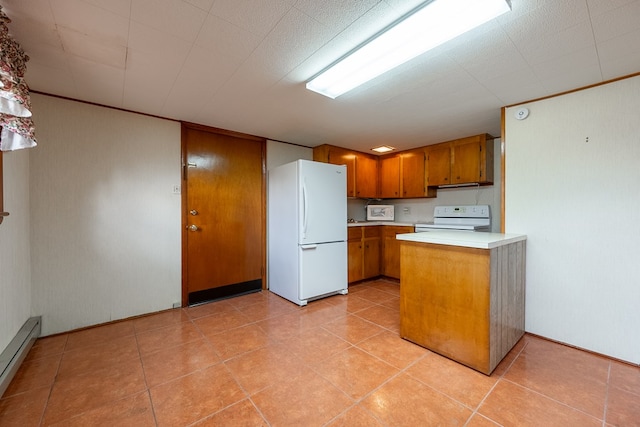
<box><xmin>189</xmin><ymin>210</ymin><xmax>198</xmax><ymax>216</ymax></box>
<box><xmin>187</xmin><ymin>224</ymin><xmax>199</xmax><ymax>232</ymax></box>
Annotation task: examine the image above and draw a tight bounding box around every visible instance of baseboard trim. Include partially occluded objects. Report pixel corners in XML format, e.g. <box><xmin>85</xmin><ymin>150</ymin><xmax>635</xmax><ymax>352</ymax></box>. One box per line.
<box><xmin>0</xmin><ymin>316</ymin><xmax>41</xmax><ymax>398</ymax></box>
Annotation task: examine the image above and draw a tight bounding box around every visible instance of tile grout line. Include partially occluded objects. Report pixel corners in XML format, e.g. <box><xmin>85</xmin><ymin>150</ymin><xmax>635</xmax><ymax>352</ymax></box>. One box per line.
<box><xmin>132</xmin><ymin>327</ymin><xmax>159</xmax><ymax>426</ymax></box>
<box><xmin>38</xmin><ymin>333</ymin><xmax>69</xmax><ymax>426</ymax></box>
<box><xmin>500</xmin><ymin>377</ymin><xmax>606</xmax><ymax>423</ymax></box>
<box><xmin>601</xmin><ymin>361</ymin><xmax>611</xmax><ymax>427</ymax></box>
<box><xmin>463</xmin><ymin>336</ymin><xmax>531</xmax><ymax>426</ymax></box>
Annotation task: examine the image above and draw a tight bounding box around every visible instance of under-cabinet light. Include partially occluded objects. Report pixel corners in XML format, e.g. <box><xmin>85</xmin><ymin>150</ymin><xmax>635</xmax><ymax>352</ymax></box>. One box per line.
<box><xmin>372</xmin><ymin>145</ymin><xmax>395</xmax><ymax>153</ymax></box>
<box><xmin>306</xmin><ymin>0</ymin><xmax>512</xmax><ymax>99</ymax></box>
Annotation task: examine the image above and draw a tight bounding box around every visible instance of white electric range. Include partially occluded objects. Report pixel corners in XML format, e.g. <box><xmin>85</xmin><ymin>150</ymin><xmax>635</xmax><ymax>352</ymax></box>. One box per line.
<box><xmin>415</xmin><ymin>205</ymin><xmax>491</xmax><ymax>232</ymax></box>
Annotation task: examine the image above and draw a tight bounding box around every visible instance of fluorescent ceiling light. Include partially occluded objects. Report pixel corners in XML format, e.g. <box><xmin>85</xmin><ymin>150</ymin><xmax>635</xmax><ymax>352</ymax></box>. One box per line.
<box><xmin>372</xmin><ymin>145</ymin><xmax>395</xmax><ymax>153</ymax></box>
<box><xmin>306</xmin><ymin>0</ymin><xmax>512</xmax><ymax>99</ymax></box>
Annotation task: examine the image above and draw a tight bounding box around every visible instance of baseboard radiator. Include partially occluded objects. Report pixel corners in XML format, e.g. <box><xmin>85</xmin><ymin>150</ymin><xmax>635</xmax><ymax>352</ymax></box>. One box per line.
<box><xmin>0</xmin><ymin>316</ymin><xmax>41</xmax><ymax>397</ymax></box>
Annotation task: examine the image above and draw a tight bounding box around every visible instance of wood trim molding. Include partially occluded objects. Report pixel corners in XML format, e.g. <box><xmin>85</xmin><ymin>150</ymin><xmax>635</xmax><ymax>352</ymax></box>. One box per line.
<box><xmin>180</xmin><ymin>124</ymin><xmax>189</xmax><ymax>308</ymax></box>
<box><xmin>500</xmin><ymin>107</ymin><xmax>506</xmax><ymax>233</ymax></box>
<box><xmin>181</xmin><ymin>121</ymin><xmax>266</xmax><ymax>143</ymax></box>
<box><xmin>503</xmin><ymin>71</ymin><xmax>640</xmax><ymax>108</ymax></box>
<box><xmin>0</xmin><ymin>151</ymin><xmax>5</xmax><ymax>225</ymax></box>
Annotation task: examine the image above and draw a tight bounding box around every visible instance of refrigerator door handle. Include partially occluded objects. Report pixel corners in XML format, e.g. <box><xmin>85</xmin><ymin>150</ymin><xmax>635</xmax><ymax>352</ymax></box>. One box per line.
<box><xmin>302</xmin><ymin>180</ymin><xmax>308</xmax><ymax>238</ymax></box>
<box><xmin>300</xmin><ymin>244</ymin><xmax>317</xmax><ymax>250</ymax></box>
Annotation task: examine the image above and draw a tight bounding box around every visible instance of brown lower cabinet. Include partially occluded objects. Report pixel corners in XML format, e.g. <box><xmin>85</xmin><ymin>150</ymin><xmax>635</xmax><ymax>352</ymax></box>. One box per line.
<box><xmin>348</xmin><ymin>226</ymin><xmax>381</xmax><ymax>283</ymax></box>
<box><xmin>381</xmin><ymin>225</ymin><xmax>414</xmax><ymax>280</ymax></box>
<box><xmin>348</xmin><ymin>225</ymin><xmax>413</xmax><ymax>283</ymax></box>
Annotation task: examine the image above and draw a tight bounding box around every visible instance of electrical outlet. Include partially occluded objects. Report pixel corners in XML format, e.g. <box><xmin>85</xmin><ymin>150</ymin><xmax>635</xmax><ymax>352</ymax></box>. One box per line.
<box><xmin>403</xmin><ymin>206</ymin><xmax>411</xmax><ymax>215</ymax></box>
<box><xmin>172</xmin><ymin>184</ymin><xmax>181</xmax><ymax>194</ymax></box>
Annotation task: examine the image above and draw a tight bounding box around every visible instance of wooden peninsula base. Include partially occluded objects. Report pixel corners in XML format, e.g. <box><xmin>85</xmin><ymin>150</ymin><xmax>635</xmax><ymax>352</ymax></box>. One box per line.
<box><xmin>399</xmin><ymin>235</ymin><xmax>526</xmax><ymax>375</ymax></box>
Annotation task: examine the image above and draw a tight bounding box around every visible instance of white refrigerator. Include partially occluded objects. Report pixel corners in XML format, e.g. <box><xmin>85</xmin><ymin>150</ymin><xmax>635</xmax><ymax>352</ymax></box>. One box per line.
<box><xmin>268</xmin><ymin>159</ymin><xmax>348</xmax><ymax>306</ymax></box>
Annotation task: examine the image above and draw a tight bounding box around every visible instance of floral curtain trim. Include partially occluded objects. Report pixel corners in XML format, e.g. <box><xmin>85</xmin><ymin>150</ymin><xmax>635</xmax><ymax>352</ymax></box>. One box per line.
<box><xmin>0</xmin><ymin>5</ymin><xmax>36</xmax><ymax>151</ymax></box>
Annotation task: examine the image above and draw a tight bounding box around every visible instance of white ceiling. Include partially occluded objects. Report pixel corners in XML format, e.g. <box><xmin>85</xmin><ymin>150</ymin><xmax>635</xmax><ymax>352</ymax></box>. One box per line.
<box><xmin>3</xmin><ymin>0</ymin><xmax>640</xmax><ymax>153</ymax></box>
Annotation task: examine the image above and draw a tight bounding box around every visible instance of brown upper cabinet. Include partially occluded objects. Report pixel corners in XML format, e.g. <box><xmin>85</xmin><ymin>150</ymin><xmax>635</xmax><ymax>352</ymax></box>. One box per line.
<box><xmin>380</xmin><ymin>149</ymin><xmax>436</xmax><ymax>199</ymax></box>
<box><xmin>355</xmin><ymin>155</ymin><xmax>378</xmax><ymax>198</ymax></box>
<box><xmin>314</xmin><ymin>133</ymin><xmax>493</xmax><ymax>199</ymax></box>
<box><xmin>313</xmin><ymin>145</ymin><xmax>377</xmax><ymax>198</ymax></box>
<box><xmin>426</xmin><ymin>134</ymin><xmax>495</xmax><ymax>187</ymax></box>
<box><xmin>379</xmin><ymin>155</ymin><xmax>400</xmax><ymax>198</ymax></box>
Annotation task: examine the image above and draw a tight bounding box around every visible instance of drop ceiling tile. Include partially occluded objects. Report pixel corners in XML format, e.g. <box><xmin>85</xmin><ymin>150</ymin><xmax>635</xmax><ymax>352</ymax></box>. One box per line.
<box><xmin>496</xmin><ymin>0</ymin><xmax>555</xmax><ymax>24</ymax></box>
<box><xmin>22</xmin><ymin>44</ymin><xmax>69</xmax><ymax>74</ymax></box>
<box><xmin>123</xmin><ymin>49</ymin><xmax>184</xmax><ymax>115</ymax></box>
<box><xmin>513</xmin><ymin>21</ymin><xmax>596</xmax><ymax>66</ymax></box>
<box><xmin>24</xmin><ymin>62</ymin><xmax>78</xmax><ymax>99</ymax></box>
<box><xmin>481</xmin><ymin>66</ymin><xmax>546</xmax><ymax>106</ymax></box>
<box><xmin>447</xmin><ymin>29</ymin><xmax>528</xmax><ymax>82</ymax></box>
<box><xmin>597</xmin><ymin>28</ymin><xmax>640</xmax><ymax>79</ymax></box>
<box><xmin>246</xmin><ymin>7</ymin><xmax>334</xmax><ymax>77</ymax></box>
<box><xmin>50</xmin><ymin>0</ymin><xmax>130</xmax><ymax>45</ymax></box>
<box><xmin>183</xmin><ymin>0</ymin><xmax>216</xmax><ymax>13</ymax></box>
<box><xmin>130</xmin><ymin>0</ymin><xmax>207</xmax><ymax>42</ymax></box>
<box><xmin>58</xmin><ymin>26</ymin><xmax>127</xmax><ymax>69</ymax></box>
<box><xmin>128</xmin><ymin>21</ymin><xmax>192</xmax><ymax>59</ymax></box>
<box><xmin>1</xmin><ymin>0</ymin><xmax>57</xmax><ymax>37</ymax></box>
<box><xmin>81</xmin><ymin>0</ymin><xmax>132</xmax><ymax>17</ymax></box>
<box><xmin>532</xmin><ymin>47</ymin><xmax>602</xmax><ymax>93</ymax></box>
<box><xmin>586</xmin><ymin>0</ymin><xmax>637</xmax><ymax>17</ymax></box>
<box><xmin>591</xmin><ymin>0</ymin><xmax>640</xmax><ymax>42</ymax></box>
<box><xmin>67</xmin><ymin>56</ymin><xmax>126</xmax><ymax>106</ymax></box>
<box><xmin>501</xmin><ymin>0</ymin><xmax>590</xmax><ymax>44</ymax></box>
<box><xmin>209</xmin><ymin>0</ymin><xmax>293</xmax><ymax>38</ymax></box>
<box><xmin>294</xmin><ymin>0</ymin><xmax>379</xmax><ymax>28</ymax></box>
<box><xmin>197</xmin><ymin>63</ymin><xmax>283</xmax><ymax>123</ymax></box>
<box><xmin>195</xmin><ymin>14</ymin><xmax>263</xmax><ymax>62</ymax></box>
<box><xmin>160</xmin><ymin>46</ymin><xmax>241</xmax><ymax>120</ymax></box>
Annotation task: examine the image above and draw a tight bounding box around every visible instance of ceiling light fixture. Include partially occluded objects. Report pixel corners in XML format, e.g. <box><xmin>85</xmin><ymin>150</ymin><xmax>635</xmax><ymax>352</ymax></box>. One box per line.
<box><xmin>306</xmin><ymin>0</ymin><xmax>512</xmax><ymax>99</ymax></box>
<box><xmin>372</xmin><ymin>145</ymin><xmax>395</xmax><ymax>153</ymax></box>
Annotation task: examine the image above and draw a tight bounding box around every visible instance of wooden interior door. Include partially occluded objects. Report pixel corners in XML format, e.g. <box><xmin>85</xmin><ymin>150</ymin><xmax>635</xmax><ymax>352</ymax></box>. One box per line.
<box><xmin>182</xmin><ymin>124</ymin><xmax>265</xmax><ymax>306</ymax></box>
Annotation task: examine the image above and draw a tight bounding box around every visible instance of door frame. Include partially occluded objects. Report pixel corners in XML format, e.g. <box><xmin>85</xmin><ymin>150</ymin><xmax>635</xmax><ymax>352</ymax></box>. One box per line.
<box><xmin>180</xmin><ymin>122</ymin><xmax>267</xmax><ymax>307</ymax></box>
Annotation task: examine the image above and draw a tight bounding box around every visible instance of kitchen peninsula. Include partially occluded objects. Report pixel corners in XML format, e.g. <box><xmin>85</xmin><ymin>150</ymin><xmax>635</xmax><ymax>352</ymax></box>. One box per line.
<box><xmin>396</xmin><ymin>231</ymin><xmax>526</xmax><ymax>375</ymax></box>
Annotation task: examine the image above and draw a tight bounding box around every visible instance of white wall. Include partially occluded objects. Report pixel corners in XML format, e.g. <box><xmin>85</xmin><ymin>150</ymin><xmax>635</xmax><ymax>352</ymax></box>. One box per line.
<box><xmin>505</xmin><ymin>76</ymin><xmax>640</xmax><ymax>364</ymax></box>
<box><xmin>29</xmin><ymin>94</ymin><xmax>182</xmax><ymax>336</ymax></box>
<box><xmin>266</xmin><ymin>140</ymin><xmax>312</xmax><ymax>170</ymax></box>
<box><xmin>0</xmin><ymin>149</ymin><xmax>32</xmax><ymax>352</ymax></box>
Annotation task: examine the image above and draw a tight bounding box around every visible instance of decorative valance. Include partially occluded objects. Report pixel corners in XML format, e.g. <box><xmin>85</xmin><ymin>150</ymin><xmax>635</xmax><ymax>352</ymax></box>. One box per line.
<box><xmin>0</xmin><ymin>5</ymin><xmax>36</xmax><ymax>151</ymax></box>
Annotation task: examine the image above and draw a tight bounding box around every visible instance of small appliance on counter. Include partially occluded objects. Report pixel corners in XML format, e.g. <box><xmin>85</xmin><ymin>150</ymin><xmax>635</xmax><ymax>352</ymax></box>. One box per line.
<box><xmin>366</xmin><ymin>205</ymin><xmax>394</xmax><ymax>221</ymax></box>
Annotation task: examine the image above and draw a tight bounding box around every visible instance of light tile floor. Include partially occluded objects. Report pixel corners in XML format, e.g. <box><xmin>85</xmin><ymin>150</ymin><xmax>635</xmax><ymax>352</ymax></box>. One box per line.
<box><xmin>1</xmin><ymin>279</ymin><xmax>639</xmax><ymax>426</ymax></box>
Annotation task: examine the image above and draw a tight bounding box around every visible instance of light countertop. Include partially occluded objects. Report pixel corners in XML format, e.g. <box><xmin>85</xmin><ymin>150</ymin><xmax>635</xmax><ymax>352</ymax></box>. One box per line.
<box><xmin>396</xmin><ymin>230</ymin><xmax>526</xmax><ymax>249</ymax></box>
<box><xmin>347</xmin><ymin>221</ymin><xmax>414</xmax><ymax>227</ymax></box>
